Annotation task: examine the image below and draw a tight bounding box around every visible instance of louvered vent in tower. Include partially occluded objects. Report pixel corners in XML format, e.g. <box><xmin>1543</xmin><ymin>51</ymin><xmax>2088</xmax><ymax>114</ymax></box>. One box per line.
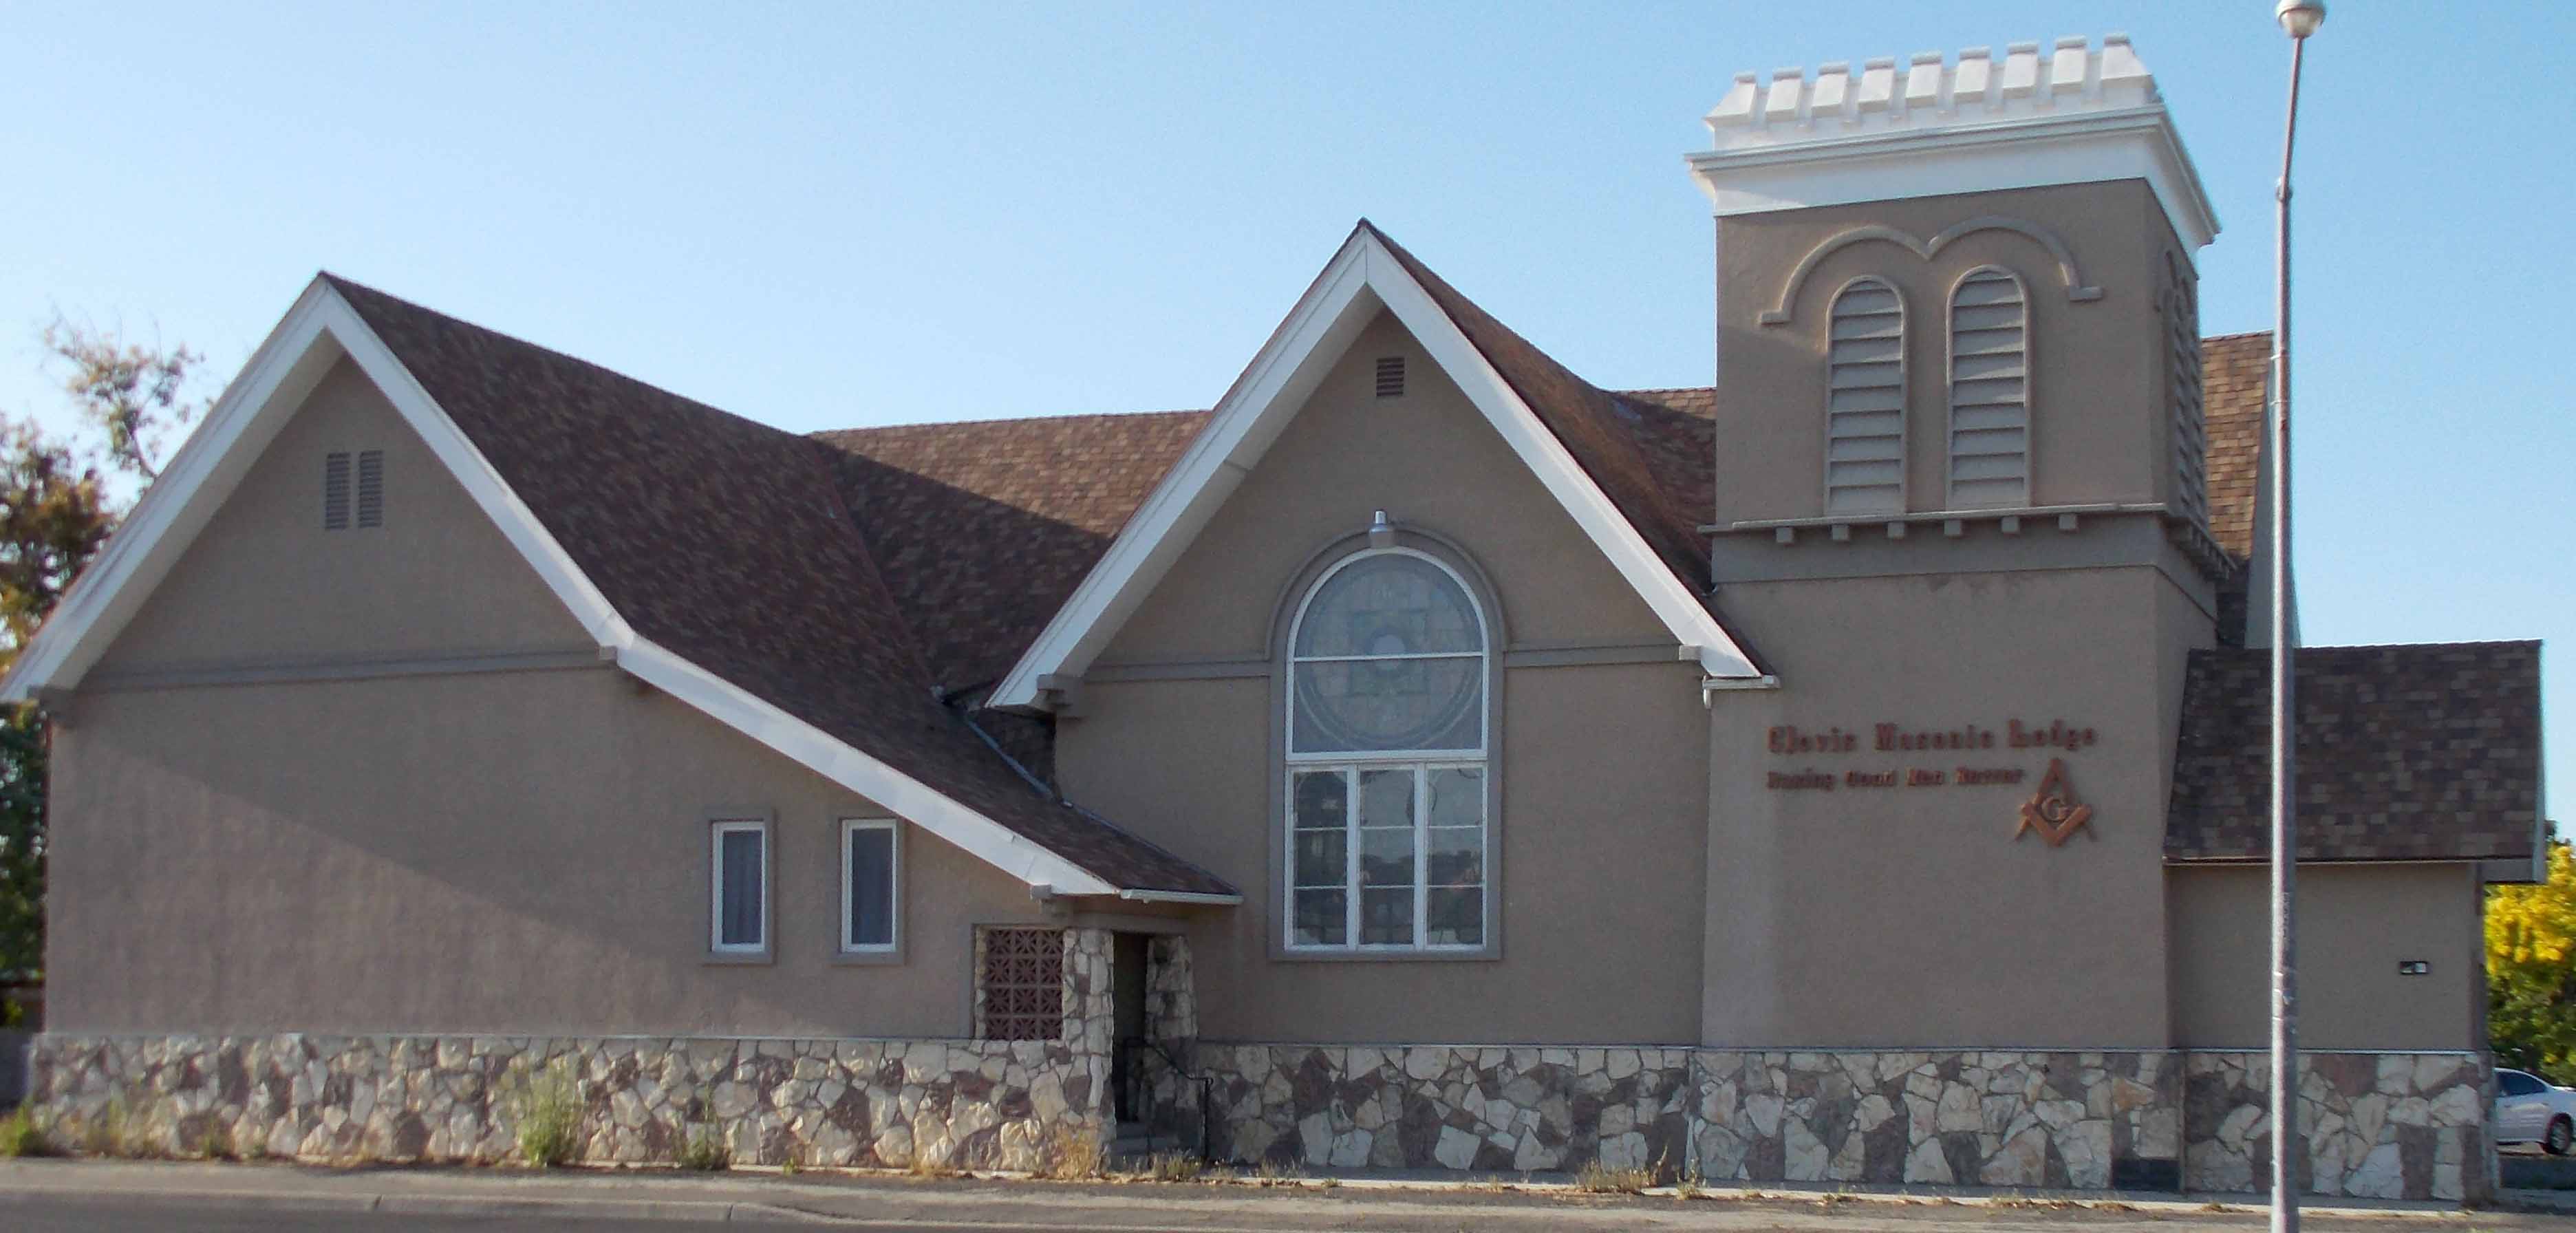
<box><xmin>2161</xmin><ymin>255</ymin><xmax>2207</xmax><ymax>530</ymax></box>
<box><xmin>356</xmin><ymin>449</ymin><xmax>385</xmax><ymax>528</ymax></box>
<box><xmin>323</xmin><ymin>452</ymin><xmax>352</xmax><ymax>530</ymax></box>
<box><xmin>1375</xmin><ymin>355</ymin><xmax>1405</xmax><ymax>398</ymax></box>
<box><xmin>1946</xmin><ymin>268</ymin><xmax>2030</xmax><ymax>508</ymax></box>
<box><xmin>1824</xmin><ymin>278</ymin><xmax>1905</xmax><ymax>515</ymax></box>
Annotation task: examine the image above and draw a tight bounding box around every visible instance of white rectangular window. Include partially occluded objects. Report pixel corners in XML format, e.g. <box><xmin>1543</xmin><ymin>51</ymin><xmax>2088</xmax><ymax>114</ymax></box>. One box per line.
<box><xmin>709</xmin><ymin>819</ymin><xmax>767</xmax><ymax>954</ymax></box>
<box><xmin>1286</xmin><ymin>763</ymin><xmax>1485</xmax><ymax>951</ymax></box>
<box><xmin>841</xmin><ymin>819</ymin><xmax>897</xmax><ymax>953</ymax></box>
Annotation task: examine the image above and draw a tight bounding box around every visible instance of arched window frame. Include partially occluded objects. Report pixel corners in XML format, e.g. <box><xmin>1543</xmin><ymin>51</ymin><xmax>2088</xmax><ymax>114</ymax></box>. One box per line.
<box><xmin>1823</xmin><ymin>276</ymin><xmax>1909</xmax><ymax>516</ymax></box>
<box><xmin>1274</xmin><ymin>538</ymin><xmax>1500</xmax><ymax>959</ymax></box>
<box><xmin>1945</xmin><ymin>264</ymin><xmax>2032</xmax><ymax>509</ymax></box>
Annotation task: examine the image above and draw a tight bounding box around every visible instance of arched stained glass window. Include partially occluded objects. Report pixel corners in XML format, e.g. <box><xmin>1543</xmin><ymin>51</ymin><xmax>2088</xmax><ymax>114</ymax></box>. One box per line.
<box><xmin>1284</xmin><ymin>549</ymin><xmax>1488</xmax><ymax>952</ymax></box>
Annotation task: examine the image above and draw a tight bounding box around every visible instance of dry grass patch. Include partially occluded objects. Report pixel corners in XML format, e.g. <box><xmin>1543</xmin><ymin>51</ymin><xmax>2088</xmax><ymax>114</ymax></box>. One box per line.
<box><xmin>1033</xmin><ymin>1127</ymin><xmax>1104</xmax><ymax>1181</ymax></box>
<box><xmin>1146</xmin><ymin>1151</ymin><xmax>1203</xmax><ymax>1183</ymax></box>
<box><xmin>194</xmin><ymin>1121</ymin><xmax>239</xmax><ymax>1161</ymax></box>
<box><xmin>1572</xmin><ymin>1159</ymin><xmax>1656</xmax><ymax>1194</ymax></box>
<box><xmin>506</xmin><ymin>1060</ymin><xmax>584</xmax><ymax>1168</ymax></box>
<box><xmin>0</xmin><ymin>1107</ymin><xmax>56</xmax><ymax>1158</ymax></box>
<box><xmin>675</xmin><ymin>1127</ymin><xmax>731</xmax><ymax>1172</ymax></box>
<box><xmin>906</xmin><ymin>1152</ymin><xmax>965</xmax><ymax>1179</ymax></box>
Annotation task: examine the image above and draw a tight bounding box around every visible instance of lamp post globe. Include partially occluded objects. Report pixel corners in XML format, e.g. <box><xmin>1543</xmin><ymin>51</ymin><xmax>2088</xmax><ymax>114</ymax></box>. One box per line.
<box><xmin>2277</xmin><ymin>0</ymin><xmax>2326</xmax><ymax>39</ymax></box>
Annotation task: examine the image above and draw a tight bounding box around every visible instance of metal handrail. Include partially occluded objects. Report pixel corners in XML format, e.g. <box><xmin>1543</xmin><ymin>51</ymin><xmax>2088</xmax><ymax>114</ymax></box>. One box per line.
<box><xmin>1116</xmin><ymin>1036</ymin><xmax>1212</xmax><ymax>1162</ymax></box>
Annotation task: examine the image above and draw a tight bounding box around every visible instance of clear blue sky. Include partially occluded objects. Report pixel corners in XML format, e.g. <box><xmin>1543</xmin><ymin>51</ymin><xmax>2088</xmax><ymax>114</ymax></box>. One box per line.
<box><xmin>3</xmin><ymin>1</ymin><xmax>2566</xmax><ymax>815</ymax></box>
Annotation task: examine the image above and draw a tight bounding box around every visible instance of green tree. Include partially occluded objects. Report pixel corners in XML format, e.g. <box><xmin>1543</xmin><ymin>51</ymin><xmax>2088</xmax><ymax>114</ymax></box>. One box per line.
<box><xmin>0</xmin><ymin>416</ymin><xmax>115</xmax><ymax>1000</ymax></box>
<box><xmin>2489</xmin><ymin>840</ymin><xmax>2576</xmax><ymax>1077</ymax></box>
<box><xmin>41</xmin><ymin>315</ymin><xmax>202</xmax><ymax>482</ymax></box>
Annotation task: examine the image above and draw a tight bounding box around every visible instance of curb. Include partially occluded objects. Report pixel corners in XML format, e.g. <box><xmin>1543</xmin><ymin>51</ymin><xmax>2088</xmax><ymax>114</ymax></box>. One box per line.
<box><xmin>0</xmin><ymin>1183</ymin><xmax>835</xmax><ymax>1223</ymax></box>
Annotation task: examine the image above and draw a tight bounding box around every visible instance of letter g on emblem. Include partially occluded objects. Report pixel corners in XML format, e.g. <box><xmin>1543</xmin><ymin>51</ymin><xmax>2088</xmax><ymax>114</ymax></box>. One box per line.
<box><xmin>2015</xmin><ymin>758</ymin><xmax>2094</xmax><ymax>847</ymax></box>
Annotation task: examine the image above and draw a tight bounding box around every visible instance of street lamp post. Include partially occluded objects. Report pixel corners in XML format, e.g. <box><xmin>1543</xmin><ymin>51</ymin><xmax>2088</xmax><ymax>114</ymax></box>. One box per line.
<box><xmin>2269</xmin><ymin>3</ymin><xmax>2323</xmax><ymax>1231</ymax></box>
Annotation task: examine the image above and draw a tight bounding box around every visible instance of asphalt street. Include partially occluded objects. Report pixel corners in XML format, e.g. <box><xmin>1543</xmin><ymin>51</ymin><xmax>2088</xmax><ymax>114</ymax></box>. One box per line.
<box><xmin>10</xmin><ymin>1197</ymin><xmax>758</xmax><ymax>1232</ymax></box>
<box><xmin>12</xmin><ymin>1160</ymin><xmax>2576</xmax><ymax>1233</ymax></box>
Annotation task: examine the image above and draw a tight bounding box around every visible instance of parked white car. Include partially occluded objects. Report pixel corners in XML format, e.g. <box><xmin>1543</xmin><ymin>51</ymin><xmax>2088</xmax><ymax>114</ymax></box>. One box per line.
<box><xmin>2496</xmin><ymin>1069</ymin><xmax>2576</xmax><ymax>1154</ymax></box>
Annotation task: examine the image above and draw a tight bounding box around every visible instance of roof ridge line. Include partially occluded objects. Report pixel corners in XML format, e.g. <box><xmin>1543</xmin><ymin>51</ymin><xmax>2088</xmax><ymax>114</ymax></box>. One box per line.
<box><xmin>813</xmin><ymin>407</ymin><xmax>1212</xmax><ymax>439</ymax></box>
<box><xmin>321</xmin><ymin>273</ymin><xmax>816</xmax><ymax>454</ymax></box>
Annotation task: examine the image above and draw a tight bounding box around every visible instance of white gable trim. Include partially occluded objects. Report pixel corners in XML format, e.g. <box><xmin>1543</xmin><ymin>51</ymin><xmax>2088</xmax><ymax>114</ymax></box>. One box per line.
<box><xmin>0</xmin><ymin>279</ymin><xmax>630</xmax><ymax>703</ymax></box>
<box><xmin>0</xmin><ymin>279</ymin><xmax>1177</xmax><ymax>899</ymax></box>
<box><xmin>989</xmin><ymin>230</ymin><xmax>1761</xmax><ymax>709</ymax></box>
<box><xmin>612</xmin><ymin>639</ymin><xmax>1119</xmax><ymax>896</ymax></box>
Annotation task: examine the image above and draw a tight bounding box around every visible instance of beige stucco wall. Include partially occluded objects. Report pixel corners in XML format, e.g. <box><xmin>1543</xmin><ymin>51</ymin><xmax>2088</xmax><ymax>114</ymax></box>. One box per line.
<box><xmin>1713</xmin><ymin>180</ymin><xmax>2178</xmax><ymax>524</ymax></box>
<box><xmin>52</xmin><ymin>356</ymin><xmax>1047</xmax><ymax>1036</ymax></box>
<box><xmin>50</xmin><ymin>672</ymin><xmax>1046</xmax><ymax>1036</ymax></box>
<box><xmin>1066</xmin><ymin>663</ymin><xmax>1707</xmax><ymax>1044</ymax></box>
<box><xmin>97</xmin><ymin>358</ymin><xmax>589</xmax><ymax>674</ymax></box>
<box><xmin>1098</xmin><ymin>310</ymin><xmax>1673</xmax><ymax>663</ymax></box>
<box><xmin>2169</xmin><ymin>863</ymin><xmax>2482</xmax><ymax>1051</ymax></box>
<box><xmin>1058</xmin><ymin>310</ymin><xmax>1710</xmax><ymax>1043</ymax></box>
<box><xmin>1704</xmin><ymin>566</ymin><xmax>2180</xmax><ymax>1049</ymax></box>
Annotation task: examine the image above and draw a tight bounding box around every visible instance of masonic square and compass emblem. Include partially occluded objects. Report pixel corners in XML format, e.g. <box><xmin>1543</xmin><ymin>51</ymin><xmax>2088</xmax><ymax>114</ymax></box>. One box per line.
<box><xmin>2014</xmin><ymin>758</ymin><xmax>2094</xmax><ymax>847</ymax></box>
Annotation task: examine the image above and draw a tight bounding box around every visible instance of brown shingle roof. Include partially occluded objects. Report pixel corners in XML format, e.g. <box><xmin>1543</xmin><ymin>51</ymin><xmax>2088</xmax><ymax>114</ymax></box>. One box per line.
<box><xmin>2165</xmin><ymin>641</ymin><xmax>2543</xmax><ymax>863</ymax></box>
<box><xmin>323</xmin><ymin>261</ymin><xmax>2498</xmax><ymax>881</ymax></box>
<box><xmin>815</xmin><ymin>411</ymin><xmax>1210</xmax><ymax>694</ymax></box>
<box><xmin>1362</xmin><ymin>223</ymin><xmax>1714</xmax><ymax>596</ymax></box>
<box><xmin>325</xmin><ymin>275</ymin><xmax>1235</xmax><ymax>898</ymax></box>
<box><xmin>2200</xmin><ymin>332</ymin><xmax>2269</xmax><ymax>561</ymax></box>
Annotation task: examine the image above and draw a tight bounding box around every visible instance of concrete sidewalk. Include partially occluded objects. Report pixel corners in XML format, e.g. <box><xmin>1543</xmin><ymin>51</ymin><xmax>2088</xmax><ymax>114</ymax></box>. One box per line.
<box><xmin>0</xmin><ymin>1158</ymin><xmax>2546</xmax><ymax>1230</ymax></box>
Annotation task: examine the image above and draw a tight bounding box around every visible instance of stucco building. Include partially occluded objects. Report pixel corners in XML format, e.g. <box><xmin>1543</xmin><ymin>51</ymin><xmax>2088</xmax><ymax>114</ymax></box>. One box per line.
<box><xmin>6</xmin><ymin>35</ymin><xmax>2544</xmax><ymax>1202</ymax></box>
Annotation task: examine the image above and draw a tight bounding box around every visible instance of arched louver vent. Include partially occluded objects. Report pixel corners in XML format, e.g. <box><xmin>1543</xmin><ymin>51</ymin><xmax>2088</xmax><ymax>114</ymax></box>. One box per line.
<box><xmin>1946</xmin><ymin>267</ymin><xmax>2030</xmax><ymax>508</ymax></box>
<box><xmin>1824</xmin><ymin>278</ymin><xmax>1906</xmax><ymax>515</ymax></box>
<box><xmin>2161</xmin><ymin>254</ymin><xmax>2208</xmax><ymax>530</ymax></box>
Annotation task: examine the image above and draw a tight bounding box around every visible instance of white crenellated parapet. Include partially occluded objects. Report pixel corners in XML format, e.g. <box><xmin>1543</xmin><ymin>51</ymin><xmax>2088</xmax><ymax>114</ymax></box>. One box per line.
<box><xmin>1689</xmin><ymin>34</ymin><xmax>2215</xmax><ymax>254</ymax></box>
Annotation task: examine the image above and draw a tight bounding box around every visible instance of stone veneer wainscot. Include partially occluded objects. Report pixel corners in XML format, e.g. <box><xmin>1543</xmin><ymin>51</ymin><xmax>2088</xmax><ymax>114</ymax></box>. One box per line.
<box><xmin>25</xmin><ymin>928</ymin><xmax>1122</xmax><ymax>1170</ymax></box>
<box><xmin>1183</xmin><ymin>1044</ymin><xmax>2492</xmax><ymax>1203</ymax></box>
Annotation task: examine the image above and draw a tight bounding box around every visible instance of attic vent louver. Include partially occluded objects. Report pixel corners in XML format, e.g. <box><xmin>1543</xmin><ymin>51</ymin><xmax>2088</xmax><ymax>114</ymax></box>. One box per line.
<box><xmin>1825</xmin><ymin>279</ymin><xmax>1906</xmax><ymax>515</ymax></box>
<box><xmin>1946</xmin><ymin>267</ymin><xmax>2031</xmax><ymax>508</ymax></box>
<box><xmin>323</xmin><ymin>452</ymin><xmax>352</xmax><ymax>530</ymax></box>
<box><xmin>356</xmin><ymin>449</ymin><xmax>385</xmax><ymax>528</ymax></box>
<box><xmin>1375</xmin><ymin>355</ymin><xmax>1405</xmax><ymax>398</ymax></box>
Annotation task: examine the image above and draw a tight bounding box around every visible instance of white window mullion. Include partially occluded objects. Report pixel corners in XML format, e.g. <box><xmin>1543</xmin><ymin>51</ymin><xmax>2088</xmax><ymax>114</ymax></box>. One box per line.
<box><xmin>1349</xmin><ymin>762</ymin><xmax>1370</xmax><ymax>957</ymax></box>
<box><xmin>1412</xmin><ymin>764</ymin><xmax>1429</xmax><ymax>947</ymax></box>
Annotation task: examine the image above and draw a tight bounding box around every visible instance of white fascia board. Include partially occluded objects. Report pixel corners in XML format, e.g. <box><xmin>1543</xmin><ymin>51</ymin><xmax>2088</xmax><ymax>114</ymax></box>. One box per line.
<box><xmin>615</xmin><ymin>638</ymin><xmax>1119</xmax><ymax>896</ymax></box>
<box><xmin>315</xmin><ymin>289</ymin><xmax>630</xmax><ymax>650</ymax></box>
<box><xmin>3</xmin><ymin>282</ymin><xmax>349</xmax><ymax>700</ymax></box>
<box><xmin>4</xmin><ymin>277</ymin><xmax>1123</xmax><ymax>897</ymax></box>
<box><xmin>991</xmin><ymin>230</ymin><xmax>1764</xmax><ymax>707</ymax></box>
<box><xmin>1687</xmin><ymin>108</ymin><xmax>2219</xmax><ymax>257</ymax></box>
<box><xmin>0</xmin><ymin>280</ymin><xmax>637</xmax><ymax>707</ymax></box>
<box><xmin>989</xmin><ymin>236</ymin><xmax>1377</xmax><ymax>709</ymax></box>
<box><xmin>1353</xmin><ymin>237</ymin><xmax>1760</xmax><ymax>680</ymax></box>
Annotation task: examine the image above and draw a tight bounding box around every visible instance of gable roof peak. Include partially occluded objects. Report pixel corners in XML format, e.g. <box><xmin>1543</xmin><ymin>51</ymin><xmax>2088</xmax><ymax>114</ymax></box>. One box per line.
<box><xmin>986</xmin><ymin>224</ymin><xmax>1770</xmax><ymax>711</ymax></box>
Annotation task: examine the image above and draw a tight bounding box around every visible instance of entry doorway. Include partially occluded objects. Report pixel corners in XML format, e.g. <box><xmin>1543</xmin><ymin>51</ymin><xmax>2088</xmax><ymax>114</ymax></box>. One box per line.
<box><xmin>1110</xmin><ymin>932</ymin><xmax>1148</xmax><ymax>1124</ymax></box>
